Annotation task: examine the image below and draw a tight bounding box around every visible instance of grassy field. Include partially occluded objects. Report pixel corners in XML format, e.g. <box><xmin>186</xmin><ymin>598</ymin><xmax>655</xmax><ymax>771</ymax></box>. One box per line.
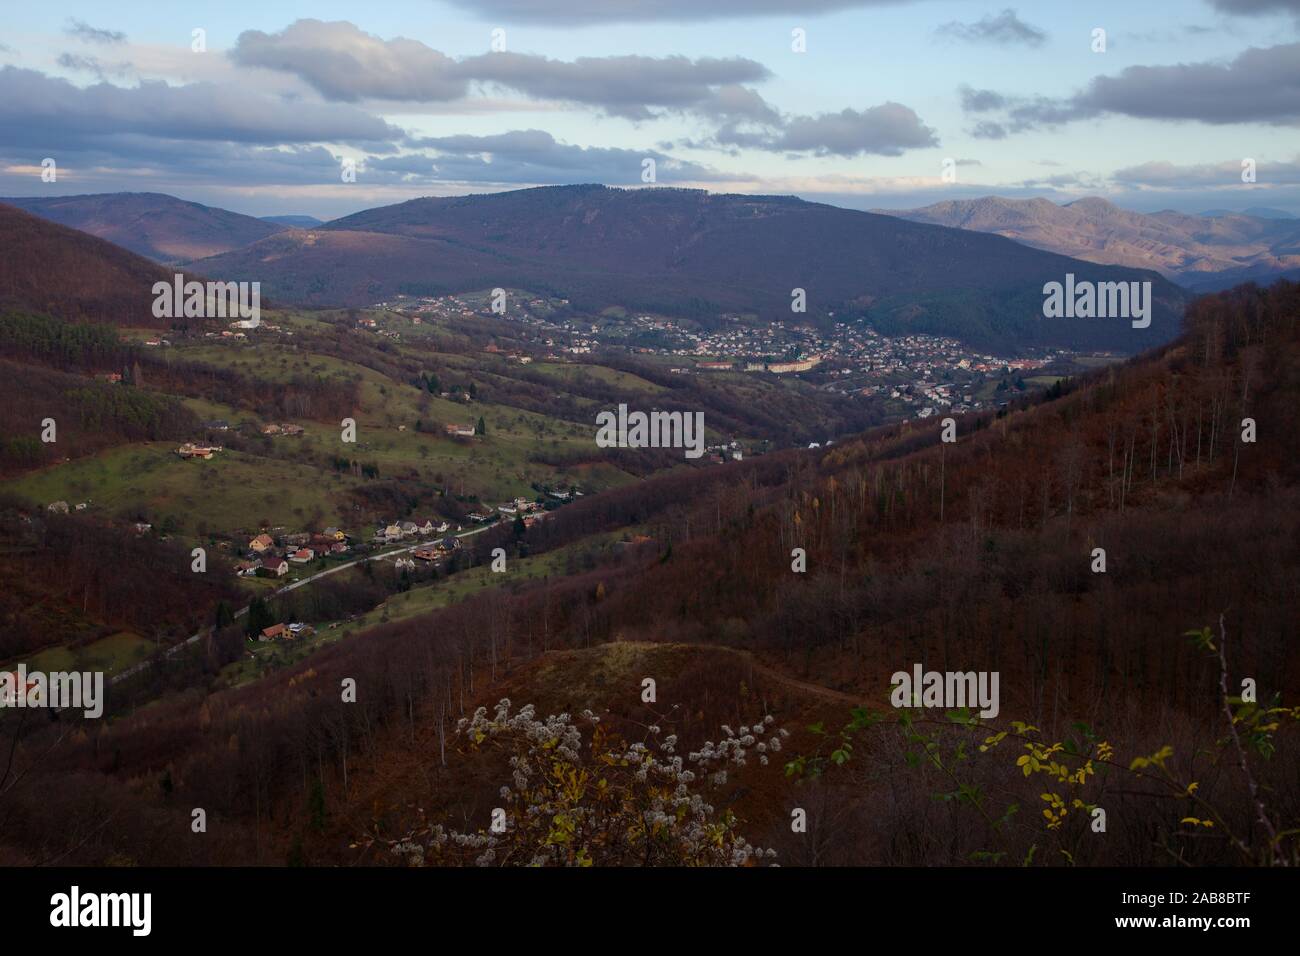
<box><xmin>24</xmin><ymin>630</ymin><xmax>153</xmax><ymax>676</ymax></box>
<box><xmin>4</xmin><ymin>443</ymin><xmax>364</xmax><ymax>537</ymax></box>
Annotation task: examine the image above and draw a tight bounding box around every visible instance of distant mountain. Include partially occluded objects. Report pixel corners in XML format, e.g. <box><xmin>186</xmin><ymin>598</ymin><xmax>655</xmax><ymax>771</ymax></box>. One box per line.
<box><xmin>260</xmin><ymin>215</ymin><xmax>324</xmax><ymax>228</ymax></box>
<box><xmin>880</xmin><ymin>195</ymin><xmax>1300</xmax><ymax>292</ymax></box>
<box><xmin>1201</xmin><ymin>207</ymin><xmax>1296</xmax><ymax>220</ymax></box>
<box><xmin>0</xmin><ymin>192</ymin><xmax>286</xmax><ymax>263</ymax></box>
<box><xmin>0</xmin><ymin>203</ymin><xmax>181</xmax><ymax>326</ymax></box>
<box><xmin>197</xmin><ymin>184</ymin><xmax>1185</xmax><ymax>354</ymax></box>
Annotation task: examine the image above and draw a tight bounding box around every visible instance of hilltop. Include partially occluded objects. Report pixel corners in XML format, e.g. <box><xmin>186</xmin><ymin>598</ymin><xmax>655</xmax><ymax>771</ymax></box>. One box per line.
<box><xmin>1</xmin><ymin>192</ymin><xmax>286</xmax><ymax>263</ymax></box>
<box><xmin>196</xmin><ymin>185</ymin><xmax>1187</xmax><ymax>353</ymax></box>
<box><xmin>879</xmin><ymin>195</ymin><xmax>1300</xmax><ymax>291</ymax></box>
<box><xmin>0</xmin><ymin>203</ymin><xmax>181</xmax><ymax>326</ymax></box>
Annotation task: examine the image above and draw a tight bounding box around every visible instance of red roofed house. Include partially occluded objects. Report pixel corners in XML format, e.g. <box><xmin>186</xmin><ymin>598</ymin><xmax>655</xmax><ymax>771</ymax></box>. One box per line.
<box><xmin>257</xmin><ymin>556</ymin><xmax>288</xmax><ymax>578</ymax></box>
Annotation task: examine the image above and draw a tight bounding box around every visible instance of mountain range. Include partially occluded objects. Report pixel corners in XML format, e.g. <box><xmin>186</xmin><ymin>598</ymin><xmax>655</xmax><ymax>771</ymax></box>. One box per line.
<box><xmin>879</xmin><ymin>196</ymin><xmax>1300</xmax><ymax>292</ymax></box>
<box><xmin>194</xmin><ymin>185</ymin><xmax>1184</xmax><ymax>353</ymax></box>
<box><xmin>0</xmin><ymin>192</ymin><xmax>287</xmax><ymax>263</ymax></box>
<box><xmin>3</xmin><ymin>186</ymin><xmax>1194</xmax><ymax>353</ymax></box>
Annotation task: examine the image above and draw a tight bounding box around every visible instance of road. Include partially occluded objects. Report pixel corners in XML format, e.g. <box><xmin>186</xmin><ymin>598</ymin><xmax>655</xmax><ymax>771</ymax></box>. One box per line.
<box><xmin>109</xmin><ymin>522</ymin><xmax>498</xmax><ymax>686</ymax></box>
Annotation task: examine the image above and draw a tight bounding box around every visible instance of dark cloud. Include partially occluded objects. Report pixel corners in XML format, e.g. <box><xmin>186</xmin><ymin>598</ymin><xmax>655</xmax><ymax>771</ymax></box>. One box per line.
<box><xmin>935</xmin><ymin>9</ymin><xmax>1047</xmax><ymax>46</ymax></box>
<box><xmin>959</xmin><ymin>86</ymin><xmax>1006</xmax><ymax>112</ymax></box>
<box><xmin>232</xmin><ymin>20</ymin><xmax>770</xmax><ymax>121</ymax></box>
<box><xmin>724</xmin><ymin>102</ymin><xmax>938</xmax><ymax>157</ymax></box>
<box><xmin>64</xmin><ymin>19</ymin><xmax>126</xmax><ymax>45</ymax></box>
<box><xmin>1207</xmin><ymin>0</ymin><xmax>1300</xmax><ymax>13</ymax></box>
<box><xmin>970</xmin><ymin>121</ymin><xmax>1008</xmax><ymax>140</ymax></box>
<box><xmin>0</xmin><ymin>66</ymin><xmax>399</xmax><ymax>147</ymax></box>
<box><xmin>972</xmin><ymin>43</ymin><xmax>1300</xmax><ymax>133</ymax></box>
<box><xmin>460</xmin><ymin>52</ymin><xmax>770</xmax><ymax>121</ymax></box>
<box><xmin>1077</xmin><ymin>43</ymin><xmax>1300</xmax><ymax>124</ymax></box>
<box><xmin>441</xmin><ymin>0</ymin><xmax>919</xmax><ymax>25</ymax></box>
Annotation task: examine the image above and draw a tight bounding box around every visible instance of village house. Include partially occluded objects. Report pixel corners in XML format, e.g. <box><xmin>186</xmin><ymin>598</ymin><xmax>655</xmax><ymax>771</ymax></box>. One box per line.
<box><xmin>289</xmin><ymin>548</ymin><xmax>315</xmax><ymax>564</ymax></box>
<box><xmin>259</xmin><ymin>623</ymin><xmax>287</xmax><ymax>641</ymax></box>
<box><xmin>399</xmin><ymin>520</ymin><xmax>419</xmax><ymax>536</ymax></box>
<box><xmin>384</xmin><ymin>523</ymin><xmax>404</xmax><ymax>541</ymax></box>
<box><xmin>436</xmin><ymin>536</ymin><xmax>461</xmax><ymax>554</ymax></box>
<box><xmin>322</xmin><ymin>527</ymin><xmax>346</xmax><ymax>541</ymax></box>
<box><xmin>444</xmin><ymin>423</ymin><xmax>476</xmax><ymax>437</ymax></box>
<box><xmin>413</xmin><ymin>546</ymin><xmax>439</xmax><ymax>562</ymax></box>
<box><xmin>257</xmin><ymin>556</ymin><xmax>289</xmax><ymax>578</ymax></box>
<box><xmin>249</xmin><ymin>533</ymin><xmax>274</xmax><ymax>553</ymax></box>
<box><xmin>176</xmin><ymin>443</ymin><xmax>222</xmax><ymax>460</ymax></box>
<box><xmin>47</xmin><ymin>501</ymin><xmax>69</xmax><ymax>514</ymax></box>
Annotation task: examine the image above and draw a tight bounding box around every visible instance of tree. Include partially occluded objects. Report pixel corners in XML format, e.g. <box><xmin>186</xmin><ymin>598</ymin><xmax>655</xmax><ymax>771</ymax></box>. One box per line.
<box><xmin>475</xmin><ymin>416</ymin><xmax>486</xmax><ymax>436</ymax></box>
<box><xmin>384</xmin><ymin>700</ymin><xmax>781</xmax><ymax>866</ymax></box>
<box><xmin>245</xmin><ymin>596</ymin><xmax>274</xmax><ymax>638</ymax></box>
<box><xmin>215</xmin><ymin>600</ymin><xmax>235</xmax><ymax>629</ymax></box>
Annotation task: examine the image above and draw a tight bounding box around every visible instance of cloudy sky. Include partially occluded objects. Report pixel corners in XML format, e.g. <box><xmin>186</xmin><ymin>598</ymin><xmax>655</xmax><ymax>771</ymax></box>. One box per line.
<box><xmin>2</xmin><ymin>0</ymin><xmax>1298</xmax><ymax>218</ymax></box>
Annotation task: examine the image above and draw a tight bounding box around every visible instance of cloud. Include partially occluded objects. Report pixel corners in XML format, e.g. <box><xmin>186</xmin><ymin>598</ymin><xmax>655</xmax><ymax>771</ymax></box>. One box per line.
<box><xmin>65</xmin><ymin>19</ymin><xmax>126</xmax><ymax>45</ymax></box>
<box><xmin>440</xmin><ymin>0</ymin><xmax>921</xmax><ymax>25</ymax></box>
<box><xmin>56</xmin><ymin>53</ymin><xmax>132</xmax><ymax>80</ymax></box>
<box><xmin>1207</xmin><ymin>0</ymin><xmax>1300</xmax><ymax>13</ymax></box>
<box><xmin>460</xmin><ymin>52</ymin><xmax>770</xmax><ymax>121</ymax></box>
<box><xmin>231</xmin><ymin>20</ymin><xmax>465</xmax><ymax>102</ymax></box>
<box><xmin>1112</xmin><ymin>156</ymin><xmax>1300</xmax><ymax>187</ymax></box>
<box><xmin>232</xmin><ymin>20</ymin><xmax>771</xmax><ymax>121</ymax></box>
<box><xmin>970</xmin><ymin>121</ymin><xmax>1008</xmax><ymax>140</ymax></box>
<box><xmin>400</xmin><ymin>129</ymin><xmax>737</xmax><ymax>185</ymax></box>
<box><xmin>964</xmin><ymin>43</ymin><xmax>1300</xmax><ymax>134</ymax></box>
<box><xmin>959</xmin><ymin>86</ymin><xmax>1006</xmax><ymax>112</ymax></box>
<box><xmin>935</xmin><ymin>9</ymin><xmax>1047</xmax><ymax>46</ymax></box>
<box><xmin>722</xmin><ymin>102</ymin><xmax>938</xmax><ymax>156</ymax></box>
<box><xmin>1075</xmin><ymin>43</ymin><xmax>1300</xmax><ymax>124</ymax></box>
<box><xmin>0</xmin><ymin>66</ymin><xmax>399</xmax><ymax>148</ymax></box>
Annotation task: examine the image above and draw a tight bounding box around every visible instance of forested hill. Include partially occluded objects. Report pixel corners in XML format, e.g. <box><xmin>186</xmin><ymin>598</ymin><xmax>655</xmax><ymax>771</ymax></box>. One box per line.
<box><xmin>0</xmin><ymin>203</ymin><xmax>177</xmax><ymax>327</ymax></box>
<box><xmin>197</xmin><ymin>184</ymin><xmax>1188</xmax><ymax>353</ymax></box>
<box><xmin>4</xmin><ymin>280</ymin><xmax>1294</xmax><ymax>866</ymax></box>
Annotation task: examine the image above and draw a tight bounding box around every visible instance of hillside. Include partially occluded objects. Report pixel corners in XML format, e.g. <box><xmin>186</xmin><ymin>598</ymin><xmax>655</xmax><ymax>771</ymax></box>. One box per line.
<box><xmin>0</xmin><ymin>203</ymin><xmax>183</xmax><ymax>326</ymax></box>
<box><xmin>1</xmin><ymin>280</ymin><xmax>1294</xmax><ymax>867</ymax></box>
<box><xmin>880</xmin><ymin>195</ymin><xmax>1300</xmax><ymax>291</ymax></box>
<box><xmin>1</xmin><ymin>192</ymin><xmax>287</xmax><ymax>263</ymax></box>
<box><xmin>0</xmin><ymin>192</ymin><xmax>286</xmax><ymax>264</ymax></box>
<box><xmin>196</xmin><ymin>185</ymin><xmax>1187</xmax><ymax>353</ymax></box>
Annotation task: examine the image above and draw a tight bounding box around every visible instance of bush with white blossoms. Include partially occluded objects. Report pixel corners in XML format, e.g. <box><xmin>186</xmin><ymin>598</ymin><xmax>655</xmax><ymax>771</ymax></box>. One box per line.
<box><xmin>389</xmin><ymin>699</ymin><xmax>785</xmax><ymax>867</ymax></box>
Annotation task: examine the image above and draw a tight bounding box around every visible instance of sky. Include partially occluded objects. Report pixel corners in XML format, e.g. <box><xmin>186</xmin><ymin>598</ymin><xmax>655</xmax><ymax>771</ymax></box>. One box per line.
<box><xmin>1</xmin><ymin>0</ymin><xmax>1298</xmax><ymax>219</ymax></box>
